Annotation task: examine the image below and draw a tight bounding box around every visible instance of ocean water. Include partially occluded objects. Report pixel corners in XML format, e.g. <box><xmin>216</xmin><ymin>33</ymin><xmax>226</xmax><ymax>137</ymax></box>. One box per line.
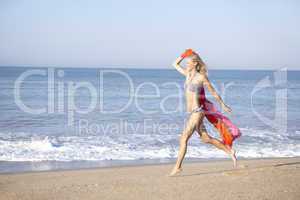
<box><xmin>0</xmin><ymin>67</ymin><xmax>299</xmax><ymax>172</ymax></box>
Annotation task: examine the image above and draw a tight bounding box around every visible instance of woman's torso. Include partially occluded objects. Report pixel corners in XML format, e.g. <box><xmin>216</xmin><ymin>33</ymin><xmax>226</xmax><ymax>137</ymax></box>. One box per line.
<box><xmin>184</xmin><ymin>72</ymin><xmax>204</xmax><ymax>112</ymax></box>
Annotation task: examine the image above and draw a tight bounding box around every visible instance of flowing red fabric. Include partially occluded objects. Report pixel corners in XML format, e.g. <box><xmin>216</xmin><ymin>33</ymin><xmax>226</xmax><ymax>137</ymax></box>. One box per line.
<box><xmin>198</xmin><ymin>87</ymin><xmax>241</xmax><ymax>147</ymax></box>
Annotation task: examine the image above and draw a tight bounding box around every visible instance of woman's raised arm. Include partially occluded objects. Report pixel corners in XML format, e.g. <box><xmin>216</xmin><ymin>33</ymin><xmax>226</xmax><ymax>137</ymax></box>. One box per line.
<box><xmin>172</xmin><ymin>56</ymin><xmax>186</xmax><ymax>76</ymax></box>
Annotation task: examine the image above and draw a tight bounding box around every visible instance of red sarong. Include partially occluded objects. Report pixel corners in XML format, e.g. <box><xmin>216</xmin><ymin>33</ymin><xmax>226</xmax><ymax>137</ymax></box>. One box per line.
<box><xmin>198</xmin><ymin>87</ymin><xmax>241</xmax><ymax>147</ymax></box>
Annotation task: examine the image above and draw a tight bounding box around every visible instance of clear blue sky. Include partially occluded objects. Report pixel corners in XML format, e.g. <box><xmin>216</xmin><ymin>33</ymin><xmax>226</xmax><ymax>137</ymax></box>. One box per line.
<box><xmin>0</xmin><ymin>0</ymin><xmax>299</xmax><ymax>69</ymax></box>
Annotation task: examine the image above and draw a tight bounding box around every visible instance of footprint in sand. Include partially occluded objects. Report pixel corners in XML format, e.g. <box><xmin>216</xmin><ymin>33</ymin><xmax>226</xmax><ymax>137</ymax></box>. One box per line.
<box><xmin>222</xmin><ymin>170</ymin><xmax>249</xmax><ymax>176</ymax></box>
<box><xmin>221</xmin><ymin>165</ymin><xmax>250</xmax><ymax>176</ymax></box>
<box><xmin>238</xmin><ymin>164</ymin><xmax>248</xmax><ymax>169</ymax></box>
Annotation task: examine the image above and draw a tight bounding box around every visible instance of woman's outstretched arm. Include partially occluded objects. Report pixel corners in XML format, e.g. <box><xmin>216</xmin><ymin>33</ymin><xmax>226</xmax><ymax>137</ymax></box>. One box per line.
<box><xmin>203</xmin><ymin>74</ymin><xmax>232</xmax><ymax>113</ymax></box>
<box><xmin>172</xmin><ymin>57</ymin><xmax>186</xmax><ymax>76</ymax></box>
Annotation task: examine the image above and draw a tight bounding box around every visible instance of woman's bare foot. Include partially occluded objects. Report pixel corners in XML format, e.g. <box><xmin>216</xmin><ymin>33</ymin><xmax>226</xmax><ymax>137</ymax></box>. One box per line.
<box><xmin>169</xmin><ymin>167</ymin><xmax>182</xmax><ymax>176</ymax></box>
<box><xmin>230</xmin><ymin>148</ymin><xmax>237</xmax><ymax>168</ymax></box>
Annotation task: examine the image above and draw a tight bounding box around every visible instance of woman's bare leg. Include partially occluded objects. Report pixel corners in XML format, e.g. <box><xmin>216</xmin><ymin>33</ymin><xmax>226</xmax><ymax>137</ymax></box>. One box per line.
<box><xmin>169</xmin><ymin>112</ymin><xmax>203</xmax><ymax>176</ymax></box>
<box><xmin>196</xmin><ymin>123</ymin><xmax>237</xmax><ymax>167</ymax></box>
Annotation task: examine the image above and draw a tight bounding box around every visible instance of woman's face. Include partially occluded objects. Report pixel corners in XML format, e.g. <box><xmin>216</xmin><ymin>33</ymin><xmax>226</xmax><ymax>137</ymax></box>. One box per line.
<box><xmin>186</xmin><ymin>58</ymin><xmax>197</xmax><ymax>71</ymax></box>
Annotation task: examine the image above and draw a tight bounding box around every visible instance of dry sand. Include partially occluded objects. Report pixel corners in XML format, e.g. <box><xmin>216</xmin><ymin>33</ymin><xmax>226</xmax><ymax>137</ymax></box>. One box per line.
<box><xmin>1</xmin><ymin>157</ymin><xmax>300</xmax><ymax>200</ymax></box>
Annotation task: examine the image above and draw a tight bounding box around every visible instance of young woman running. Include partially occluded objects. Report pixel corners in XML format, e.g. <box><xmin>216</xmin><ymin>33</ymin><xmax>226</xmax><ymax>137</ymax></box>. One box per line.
<box><xmin>170</xmin><ymin>49</ymin><xmax>241</xmax><ymax>176</ymax></box>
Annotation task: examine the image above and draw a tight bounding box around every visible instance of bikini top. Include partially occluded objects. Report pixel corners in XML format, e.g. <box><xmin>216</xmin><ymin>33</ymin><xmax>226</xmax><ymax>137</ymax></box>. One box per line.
<box><xmin>184</xmin><ymin>73</ymin><xmax>203</xmax><ymax>93</ymax></box>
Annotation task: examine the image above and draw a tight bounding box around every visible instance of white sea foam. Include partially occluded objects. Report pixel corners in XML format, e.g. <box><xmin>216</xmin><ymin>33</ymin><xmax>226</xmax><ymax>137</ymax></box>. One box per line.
<box><xmin>0</xmin><ymin>68</ymin><xmax>299</xmax><ymax>162</ymax></box>
<box><xmin>0</xmin><ymin>128</ymin><xmax>299</xmax><ymax>162</ymax></box>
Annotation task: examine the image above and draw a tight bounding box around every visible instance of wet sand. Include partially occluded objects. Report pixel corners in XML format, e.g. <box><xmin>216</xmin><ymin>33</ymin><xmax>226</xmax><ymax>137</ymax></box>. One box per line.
<box><xmin>1</xmin><ymin>157</ymin><xmax>300</xmax><ymax>200</ymax></box>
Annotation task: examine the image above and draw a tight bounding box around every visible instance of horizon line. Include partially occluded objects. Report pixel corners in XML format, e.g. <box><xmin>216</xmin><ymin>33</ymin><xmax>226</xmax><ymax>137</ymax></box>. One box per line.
<box><xmin>0</xmin><ymin>65</ymin><xmax>299</xmax><ymax>71</ymax></box>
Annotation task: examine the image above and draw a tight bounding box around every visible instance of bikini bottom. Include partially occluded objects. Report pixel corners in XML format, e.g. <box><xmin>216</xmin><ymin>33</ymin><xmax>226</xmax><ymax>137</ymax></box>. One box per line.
<box><xmin>187</xmin><ymin>105</ymin><xmax>204</xmax><ymax>114</ymax></box>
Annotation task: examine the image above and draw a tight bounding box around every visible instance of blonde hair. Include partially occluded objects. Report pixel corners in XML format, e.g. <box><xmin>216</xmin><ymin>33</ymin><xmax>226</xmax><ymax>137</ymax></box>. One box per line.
<box><xmin>190</xmin><ymin>54</ymin><xmax>208</xmax><ymax>75</ymax></box>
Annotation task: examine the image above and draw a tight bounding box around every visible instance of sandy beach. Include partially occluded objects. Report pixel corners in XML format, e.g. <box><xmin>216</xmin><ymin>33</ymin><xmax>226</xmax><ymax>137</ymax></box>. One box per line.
<box><xmin>0</xmin><ymin>157</ymin><xmax>299</xmax><ymax>200</ymax></box>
